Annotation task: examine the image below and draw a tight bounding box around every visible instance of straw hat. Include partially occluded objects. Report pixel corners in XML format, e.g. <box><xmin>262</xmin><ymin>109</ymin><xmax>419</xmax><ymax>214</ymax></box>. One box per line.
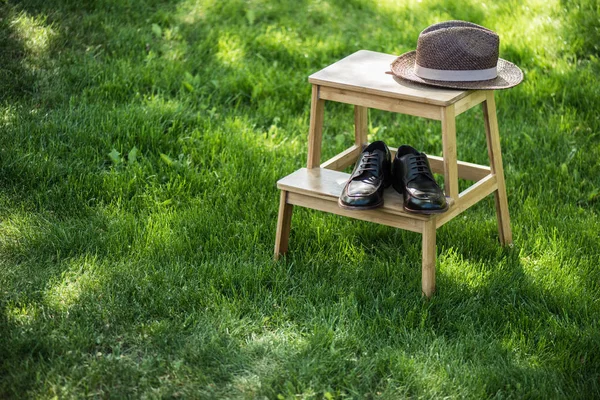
<box><xmin>390</xmin><ymin>21</ymin><xmax>523</xmax><ymax>90</ymax></box>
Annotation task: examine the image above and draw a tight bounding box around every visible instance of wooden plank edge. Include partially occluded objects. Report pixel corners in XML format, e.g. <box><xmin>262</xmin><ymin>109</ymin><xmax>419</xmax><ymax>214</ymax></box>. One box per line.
<box><xmin>321</xmin><ymin>145</ymin><xmax>361</xmax><ymax>171</ymax></box>
<box><xmin>435</xmin><ymin>174</ymin><xmax>498</xmax><ymax>228</ymax></box>
<box><xmin>454</xmin><ymin>90</ymin><xmax>487</xmax><ymax>116</ymax></box>
<box><xmin>319</xmin><ymin>86</ymin><xmax>443</xmax><ymax>121</ymax></box>
<box><xmin>386</xmin><ymin>149</ymin><xmax>491</xmax><ymax>182</ymax></box>
<box><xmin>428</xmin><ymin>155</ymin><xmax>490</xmax><ymax>182</ymax></box>
<box><xmin>308</xmin><ymin>77</ymin><xmax>468</xmax><ymax>107</ymax></box>
<box><xmin>286</xmin><ymin>192</ymin><xmax>426</xmax><ymax>232</ymax></box>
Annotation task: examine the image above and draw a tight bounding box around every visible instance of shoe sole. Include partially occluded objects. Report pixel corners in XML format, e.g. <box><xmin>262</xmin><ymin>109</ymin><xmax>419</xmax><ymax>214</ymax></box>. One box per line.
<box><xmin>392</xmin><ymin>182</ymin><xmax>449</xmax><ymax>215</ymax></box>
<box><xmin>337</xmin><ymin>197</ymin><xmax>384</xmax><ymax>211</ymax></box>
<box><xmin>403</xmin><ymin>204</ymin><xmax>449</xmax><ymax>215</ymax></box>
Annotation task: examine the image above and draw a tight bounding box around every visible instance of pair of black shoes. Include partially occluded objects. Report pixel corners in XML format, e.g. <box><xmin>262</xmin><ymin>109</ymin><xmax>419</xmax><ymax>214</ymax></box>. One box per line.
<box><xmin>338</xmin><ymin>141</ymin><xmax>448</xmax><ymax>214</ymax></box>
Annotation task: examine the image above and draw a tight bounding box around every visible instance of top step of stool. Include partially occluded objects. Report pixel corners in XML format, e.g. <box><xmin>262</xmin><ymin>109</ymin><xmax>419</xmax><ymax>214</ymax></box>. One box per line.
<box><xmin>308</xmin><ymin>50</ymin><xmax>472</xmax><ymax>106</ymax></box>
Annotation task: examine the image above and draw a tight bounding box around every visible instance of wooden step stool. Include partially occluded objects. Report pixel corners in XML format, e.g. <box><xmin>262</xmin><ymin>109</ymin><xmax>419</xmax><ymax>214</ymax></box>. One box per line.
<box><xmin>274</xmin><ymin>50</ymin><xmax>513</xmax><ymax>297</ymax></box>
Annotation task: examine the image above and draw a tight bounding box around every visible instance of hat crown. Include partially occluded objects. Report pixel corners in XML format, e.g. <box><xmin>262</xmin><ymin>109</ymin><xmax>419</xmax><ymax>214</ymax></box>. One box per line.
<box><xmin>415</xmin><ymin>21</ymin><xmax>499</xmax><ymax>71</ymax></box>
<box><xmin>389</xmin><ymin>19</ymin><xmax>523</xmax><ymax>89</ymax></box>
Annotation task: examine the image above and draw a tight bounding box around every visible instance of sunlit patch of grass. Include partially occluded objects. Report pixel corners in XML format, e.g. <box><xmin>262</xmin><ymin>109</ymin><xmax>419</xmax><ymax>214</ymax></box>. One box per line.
<box><xmin>307</xmin><ymin>0</ymin><xmax>334</xmax><ymax>15</ymax></box>
<box><xmin>491</xmin><ymin>0</ymin><xmax>566</xmax><ymax>69</ymax></box>
<box><xmin>0</xmin><ymin>105</ymin><xmax>17</xmax><ymax>127</ymax></box>
<box><xmin>224</xmin><ymin>113</ymin><xmax>304</xmax><ymax>154</ymax></box>
<box><xmin>230</xmin><ymin>328</ymin><xmax>310</xmax><ymax>397</ymax></box>
<box><xmin>1</xmin><ymin>0</ymin><xmax>600</xmax><ymax>398</ymax></box>
<box><xmin>216</xmin><ymin>32</ymin><xmax>246</xmax><ymax>67</ymax></box>
<box><xmin>255</xmin><ymin>25</ymin><xmax>304</xmax><ymax>57</ymax></box>
<box><xmin>176</xmin><ymin>0</ymin><xmax>213</xmax><ymax>24</ymax></box>
<box><xmin>0</xmin><ymin>211</ymin><xmax>41</xmax><ymax>260</ymax></box>
<box><xmin>44</xmin><ymin>256</ymin><xmax>101</xmax><ymax>312</ymax></box>
<box><xmin>159</xmin><ymin>26</ymin><xmax>189</xmax><ymax>62</ymax></box>
<box><xmin>10</xmin><ymin>11</ymin><xmax>55</xmax><ymax>59</ymax></box>
<box><xmin>438</xmin><ymin>249</ymin><xmax>495</xmax><ymax>292</ymax></box>
<box><xmin>142</xmin><ymin>93</ymin><xmax>185</xmax><ymax>118</ymax></box>
<box><xmin>5</xmin><ymin>302</ymin><xmax>39</xmax><ymax>326</ymax></box>
<box><xmin>520</xmin><ymin>226</ymin><xmax>597</xmax><ymax>302</ymax></box>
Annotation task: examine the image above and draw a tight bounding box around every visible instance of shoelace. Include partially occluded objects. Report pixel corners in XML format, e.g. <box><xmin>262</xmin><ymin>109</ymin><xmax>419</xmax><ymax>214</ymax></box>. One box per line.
<box><xmin>356</xmin><ymin>153</ymin><xmax>380</xmax><ymax>177</ymax></box>
<box><xmin>407</xmin><ymin>154</ymin><xmax>434</xmax><ymax>181</ymax></box>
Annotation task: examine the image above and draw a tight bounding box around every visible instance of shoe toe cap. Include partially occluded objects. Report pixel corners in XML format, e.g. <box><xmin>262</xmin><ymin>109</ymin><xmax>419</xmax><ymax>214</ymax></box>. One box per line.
<box><xmin>339</xmin><ymin>192</ymin><xmax>382</xmax><ymax>208</ymax></box>
<box><xmin>405</xmin><ymin>191</ymin><xmax>448</xmax><ymax>213</ymax></box>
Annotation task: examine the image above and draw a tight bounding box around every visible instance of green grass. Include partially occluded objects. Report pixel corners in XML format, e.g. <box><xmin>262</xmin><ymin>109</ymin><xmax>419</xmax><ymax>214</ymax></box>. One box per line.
<box><xmin>1</xmin><ymin>0</ymin><xmax>599</xmax><ymax>398</ymax></box>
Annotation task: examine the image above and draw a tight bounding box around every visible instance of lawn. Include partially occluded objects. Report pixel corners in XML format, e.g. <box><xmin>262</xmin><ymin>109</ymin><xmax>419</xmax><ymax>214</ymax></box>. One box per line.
<box><xmin>1</xmin><ymin>0</ymin><xmax>599</xmax><ymax>398</ymax></box>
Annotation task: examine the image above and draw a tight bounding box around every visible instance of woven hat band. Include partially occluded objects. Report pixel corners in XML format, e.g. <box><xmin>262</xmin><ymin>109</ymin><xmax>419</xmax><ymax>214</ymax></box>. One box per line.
<box><xmin>414</xmin><ymin>64</ymin><xmax>498</xmax><ymax>81</ymax></box>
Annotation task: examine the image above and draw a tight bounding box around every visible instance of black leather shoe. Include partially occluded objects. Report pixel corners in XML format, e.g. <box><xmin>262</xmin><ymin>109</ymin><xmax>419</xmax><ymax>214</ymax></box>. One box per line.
<box><xmin>338</xmin><ymin>141</ymin><xmax>391</xmax><ymax>210</ymax></box>
<box><xmin>392</xmin><ymin>145</ymin><xmax>448</xmax><ymax>214</ymax></box>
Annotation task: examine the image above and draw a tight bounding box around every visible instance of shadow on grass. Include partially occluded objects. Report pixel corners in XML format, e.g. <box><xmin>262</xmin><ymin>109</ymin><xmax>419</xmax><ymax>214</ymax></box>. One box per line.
<box><xmin>1</xmin><ymin>0</ymin><xmax>599</xmax><ymax>397</ymax></box>
<box><xmin>0</xmin><ymin>5</ymin><xmax>35</xmax><ymax>101</ymax></box>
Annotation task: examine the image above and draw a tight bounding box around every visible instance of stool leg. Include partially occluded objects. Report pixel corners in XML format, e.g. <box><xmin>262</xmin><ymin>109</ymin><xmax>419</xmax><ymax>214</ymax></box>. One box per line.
<box><xmin>354</xmin><ymin>105</ymin><xmax>368</xmax><ymax>147</ymax></box>
<box><xmin>274</xmin><ymin>191</ymin><xmax>294</xmax><ymax>260</ymax></box>
<box><xmin>441</xmin><ymin>104</ymin><xmax>459</xmax><ymax>200</ymax></box>
<box><xmin>307</xmin><ymin>85</ymin><xmax>325</xmax><ymax>169</ymax></box>
<box><xmin>482</xmin><ymin>92</ymin><xmax>513</xmax><ymax>246</ymax></box>
<box><xmin>422</xmin><ymin>219</ymin><xmax>436</xmax><ymax>297</ymax></box>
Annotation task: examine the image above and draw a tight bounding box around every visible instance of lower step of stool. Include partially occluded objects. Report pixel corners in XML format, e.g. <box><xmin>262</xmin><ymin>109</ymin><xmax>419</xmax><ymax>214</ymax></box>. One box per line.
<box><xmin>277</xmin><ymin>168</ymin><xmax>455</xmax><ymax>233</ymax></box>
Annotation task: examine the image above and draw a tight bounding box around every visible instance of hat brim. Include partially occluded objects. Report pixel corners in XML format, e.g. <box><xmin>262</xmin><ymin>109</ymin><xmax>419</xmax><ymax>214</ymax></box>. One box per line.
<box><xmin>390</xmin><ymin>51</ymin><xmax>523</xmax><ymax>90</ymax></box>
